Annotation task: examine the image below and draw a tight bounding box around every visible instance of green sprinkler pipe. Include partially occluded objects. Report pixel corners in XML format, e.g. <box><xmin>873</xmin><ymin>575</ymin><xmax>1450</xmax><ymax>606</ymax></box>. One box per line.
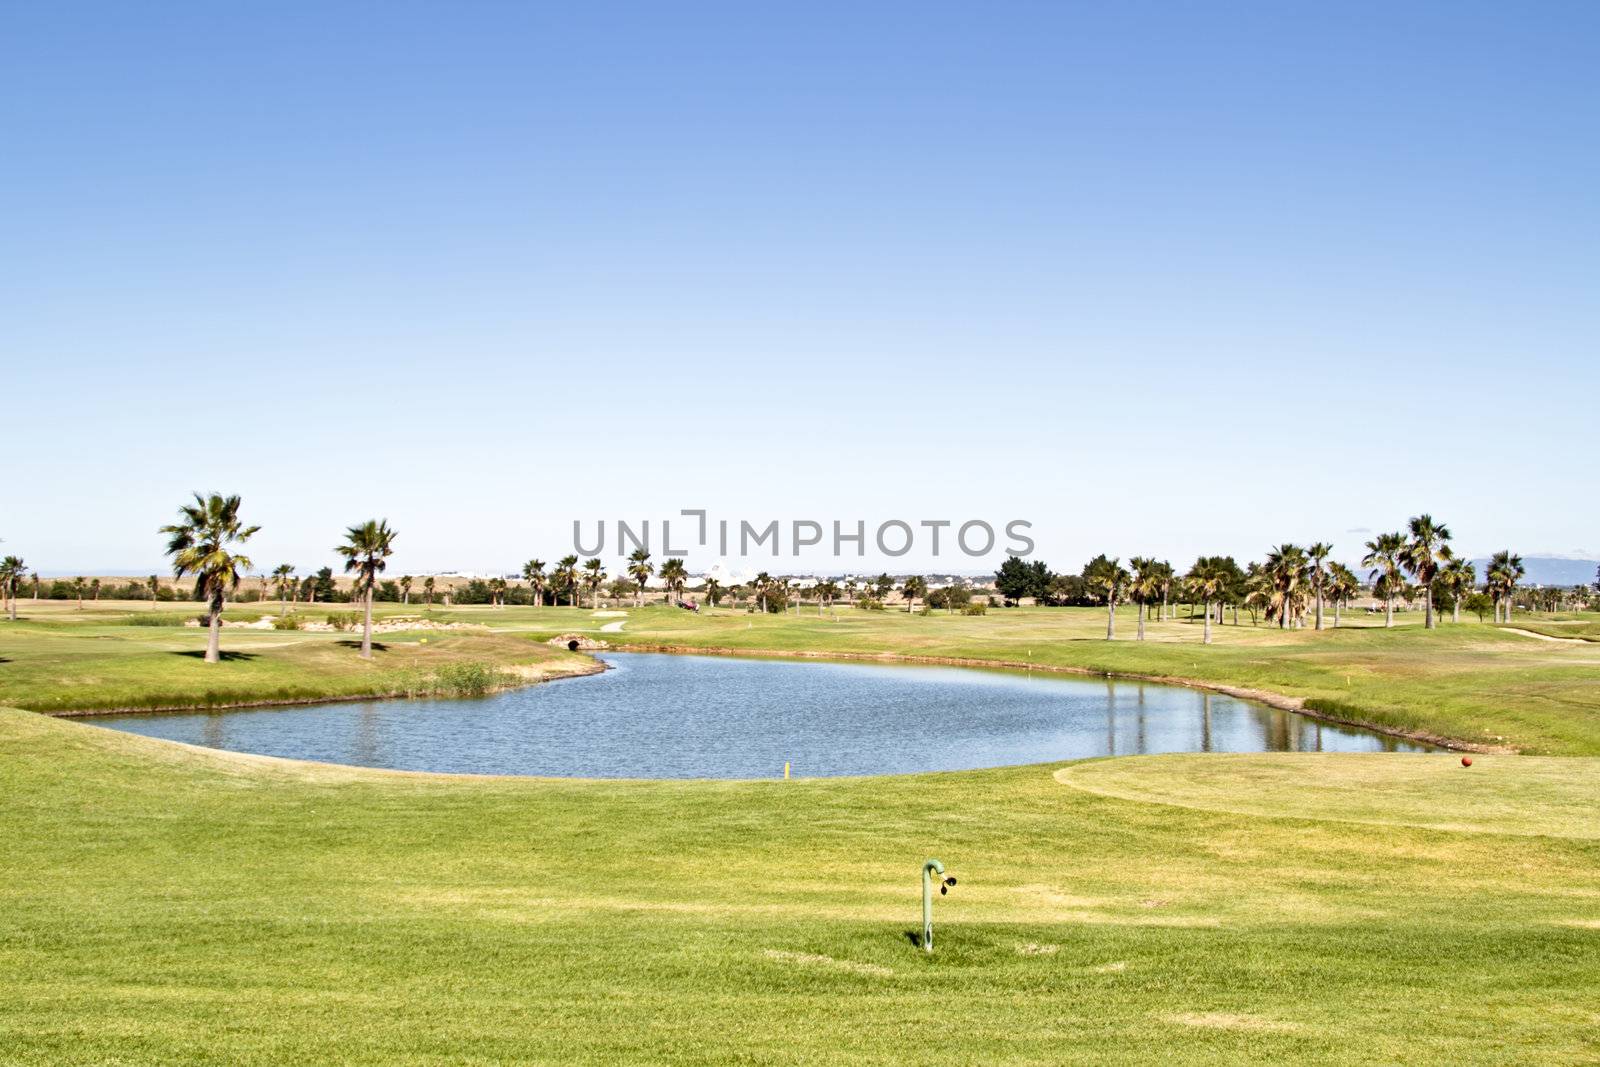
<box><xmin>922</xmin><ymin>858</ymin><xmax>955</xmax><ymax>953</ymax></box>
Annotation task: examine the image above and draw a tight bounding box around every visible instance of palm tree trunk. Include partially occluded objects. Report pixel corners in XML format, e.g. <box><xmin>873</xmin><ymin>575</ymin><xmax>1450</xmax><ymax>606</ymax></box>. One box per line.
<box><xmin>205</xmin><ymin>590</ymin><xmax>222</xmax><ymax>664</ymax></box>
<box><xmin>1424</xmin><ymin>587</ymin><xmax>1434</xmax><ymax>629</ymax></box>
<box><xmin>1385</xmin><ymin>596</ymin><xmax>1393</xmax><ymax>627</ymax></box>
<box><xmin>1452</xmin><ymin>598</ymin><xmax>1460</xmax><ymax>624</ymax></box>
<box><xmin>1334</xmin><ymin>599</ymin><xmax>1342</xmax><ymax>628</ymax></box>
<box><xmin>360</xmin><ymin>585</ymin><xmax>374</xmax><ymax>659</ymax></box>
<box><xmin>1504</xmin><ymin>598</ymin><xmax>1512</xmax><ymax>622</ymax></box>
<box><xmin>1136</xmin><ymin>604</ymin><xmax>1145</xmax><ymax>641</ymax></box>
<box><xmin>1203</xmin><ymin>605</ymin><xmax>1212</xmax><ymax>645</ymax></box>
<box><xmin>1106</xmin><ymin>600</ymin><xmax>1115</xmax><ymax>640</ymax></box>
<box><xmin>1314</xmin><ymin>588</ymin><xmax>1323</xmax><ymax>630</ymax></box>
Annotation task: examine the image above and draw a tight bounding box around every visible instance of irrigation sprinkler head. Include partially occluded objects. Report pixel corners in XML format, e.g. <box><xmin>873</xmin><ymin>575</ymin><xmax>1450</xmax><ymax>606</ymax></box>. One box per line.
<box><xmin>945</xmin><ymin>876</ymin><xmax>957</xmax><ymax>887</ymax></box>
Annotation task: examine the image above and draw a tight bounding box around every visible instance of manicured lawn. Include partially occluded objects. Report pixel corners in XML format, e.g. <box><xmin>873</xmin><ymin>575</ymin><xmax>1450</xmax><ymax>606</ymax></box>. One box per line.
<box><xmin>2</xmin><ymin>709</ymin><xmax>1597</xmax><ymax>1064</ymax></box>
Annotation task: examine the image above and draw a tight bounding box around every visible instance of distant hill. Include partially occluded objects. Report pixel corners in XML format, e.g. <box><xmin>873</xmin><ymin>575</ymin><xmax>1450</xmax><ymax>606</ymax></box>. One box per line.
<box><xmin>1468</xmin><ymin>557</ymin><xmax>1599</xmax><ymax>588</ymax></box>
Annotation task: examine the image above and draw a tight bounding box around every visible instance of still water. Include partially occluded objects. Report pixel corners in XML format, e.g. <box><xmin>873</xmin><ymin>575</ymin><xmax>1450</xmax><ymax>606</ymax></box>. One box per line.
<box><xmin>89</xmin><ymin>652</ymin><xmax>1431</xmax><ymax>777</ymax></box>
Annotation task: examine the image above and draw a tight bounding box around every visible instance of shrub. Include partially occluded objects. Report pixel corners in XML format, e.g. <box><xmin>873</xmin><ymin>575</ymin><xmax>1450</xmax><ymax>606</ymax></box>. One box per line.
<box><xmin>325</xmin><ymin>612</ymin><xmax>360</xmax><ymax>632</ymax></box>
<box><xmin>856</xmin><ymin>597</ymin><xmax>886</xmax><ymax>611</ymax></box>
<box><xmin>963</xmin><ymin>602</ymin><xmax>988</xmax><ymax>616</ymax></box>
<box><xmin>271</xmin><ymin>614</ymin><xmax>304</xmax><ymax>631</ymax></box>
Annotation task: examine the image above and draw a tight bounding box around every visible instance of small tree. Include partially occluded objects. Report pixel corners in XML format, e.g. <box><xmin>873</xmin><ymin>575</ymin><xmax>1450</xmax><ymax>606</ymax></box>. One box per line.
<box><xmin>582</xmin><ymin>558</ymin><xmax>606</xmax><ymax>609</ymax></box>
<box><xmin>0</xmin><ymin>556</ymin><xmax>24</xmax><ymax>621</ymax></box>
<box><xmin>336</xmin><ymin>519</ymin><xmax>397</xmax><ymax>659</ymax></box>
<box><xmin>901</xmin><ymin>575</ymin><xmax>927</xmax><ymax>613</ymax></box>
<box><xmin>1084</xmin><ymin>555</ymin><xmax>1131</xmax><ymax>639</ymax></box>
<box><xmin>659</xmin><ymin>559</ymin><xmax>688</xmax><ymax>605</ymax></box>
<box><xmin>523</xmin><ymin>560</ymin><xmax>546</xmax><ymax>607</ymax></box>
<box><xmin>627</xmin><ymin>549</ymin><xmax>653</xmax><ymax>608</ymax></box>
<box><xmin>160</xmin><ymin>492</ymin><xmax>260</xmax><ymax>663</ymax></box>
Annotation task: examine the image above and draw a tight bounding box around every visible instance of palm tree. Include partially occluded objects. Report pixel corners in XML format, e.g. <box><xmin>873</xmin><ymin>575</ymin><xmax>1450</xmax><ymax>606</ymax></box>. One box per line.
<box><xmin>1262</xmin><ymin>544</ymin><xmax>1309</xmax><ymax>629</ymax></box>
<box><xmin>1129</xmin><ymin>557</ymin><xmax>1162</xmax><ymax>641</ymax></box>
<box><xmin>335</xmin><ymin>519</ymin><xmax>397</xmax><ymax>660</ymax></box>
<box><xmin>753</xmin><ymin>571</ymin><xmax>773</xmax><ymax>613</ymax></box>
<box><xmin>1486</xmin><ymin>550</ymin><xmax>1525</xmax><ymax>623</ymax></box>
<box><xmin>271</xmin><ymin>564</ymin><xmax>295</xmax><ymax>613</ymax></box>
<box><xmin>1306</xmin><ymin>542</ymin><xmax>1332</xmax><ymax>630</ymax></box>
<box><xmin>489</xmin><ymin>576</ymin><xmax>508</xmax><ymax>607</ymax></box>
<box><xmin>582</xmin><ymin>558</ymin><xmax>605</xmax><ymax>609</ymax></box>
<box><xmin>627</xmin><ymin>549</ymin><xmax>653</xmax><ymax>608</ymax></box>
<box><xmin>523</xmin><ymin>560</ymin><xmax>546</xmax><ymax>607</ymax></box>
<box><xmin>1185</xmin><ymin>562</ymin><xmax>1226</xmax><ymax>645</ymax></box>
<box><xmin>1401</xmin><ymin>514</ymin><xmax>1453</xmax><ymax>629</ymax></box>
<box><xmin>160</xmin><ymin>492</ymin><xmax>260</xmax><ymax>664</ymax></box>
<box><xmin>705</xmin><ymin>578</ymin><xmax>723</xmax><ymax>607</ymax></box>
<box><xmin>1440</xmin><ymin>557</ymin><xmax>1476</xmax><ymax>624</ymax></box>
<box><xmin>32</xmin><ymin>573</ymin><xmax>41</xmax><ymax>602</ymax></box>
<box><xmin>1362</xmin><ymin>533</ymin><xmax>1405</xmax><ymax>627</ymax></box>
<box><xmin>901</xmin><ymin>575</ymin><xmax>927</xmax><ymax>613</ymax></box>
<box><xmin>1156</xmin><ymin>560</ymin><xmax>1175</xmax><ymax>620</ymax></box>
<box><xmin>147</xmin><ymin>573</ymin><xmax>160</xmax><ymax>610</ymax></box>
<box><xmin>73</xmin><ymin>577</ymin><xmax>85</xmax><ymax>610</ymax></box>
<box><xmin>399</xmin><ymin>575</ymin><xmax>413</xmax><ymax>605</ymax></box>
<box><xmin>1086</xmin><ymin>556</ymin><xmax>1130</xmax><ymax>639</ymax></box>
<box><xmin>423</xmin><ymin>576</ymin><xmax>436</xmax><ymax>608</ymax></box>
<box><xmin>1325</xmin><ymin>562</ymin><xmax>1359</xmax><ymax>628</ymax></box>
<box><xmin>554</xmin><ymin>555</ymin><xmax>579</xmax><ymax>607</ymax></box>
<box><xmin>0</xmin><ymin>556</ymin><xmax>23</xmax><ymax>621</ymax></box>
<box><xmin>659</xmin><ymin>559</ymin><xmax>688</xmax><ymax>605</ymax></box>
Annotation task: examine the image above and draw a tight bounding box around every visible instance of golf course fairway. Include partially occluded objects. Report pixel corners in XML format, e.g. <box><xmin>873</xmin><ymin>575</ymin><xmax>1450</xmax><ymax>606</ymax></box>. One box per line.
<box><xmin>4</xmin><ymin>704</ymin><xmax>1598</xmax><ymax>1064</ymax></box>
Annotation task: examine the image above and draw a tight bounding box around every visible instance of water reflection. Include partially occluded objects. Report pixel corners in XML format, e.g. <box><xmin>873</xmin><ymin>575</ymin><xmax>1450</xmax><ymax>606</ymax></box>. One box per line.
<box><xmin>89</xmin><ymin>652</ymin><xmax>1435</xmax><ymax>778</ymax></box>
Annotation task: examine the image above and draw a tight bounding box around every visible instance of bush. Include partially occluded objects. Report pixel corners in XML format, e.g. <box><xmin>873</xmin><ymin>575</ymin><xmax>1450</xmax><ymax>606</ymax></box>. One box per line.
<box><xmin>325</xmin><ymin>612</ymin><xmax>360</xmax><ymax>632</ymax></box>
<box><xmin>963</xmin><ymin>602</ymin><xmax>988</xmax><ymax>616</ymax></box>
<box><xmin>856</xmin><ymin>598</ymin><xmax>886</xmax><ymax>611</ymax></box>
<box><xmin>271</xmin><ymin>614</ymin><xmax>304</xmax><ymax>631</ymax></box>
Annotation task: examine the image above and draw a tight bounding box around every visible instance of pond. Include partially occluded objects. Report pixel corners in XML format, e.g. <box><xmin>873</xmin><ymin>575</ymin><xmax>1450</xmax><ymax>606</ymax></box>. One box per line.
<box><xmin>88</xmin><ymin>652</ymin><xmax>1432</xmax><ymax>777</ymax></box>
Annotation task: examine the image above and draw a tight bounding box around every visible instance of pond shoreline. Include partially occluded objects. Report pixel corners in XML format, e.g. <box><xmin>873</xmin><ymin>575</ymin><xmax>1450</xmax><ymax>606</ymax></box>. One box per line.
<box><xmin>616</xmin><ymin>643</ymin><xmax>1492</xmax><ymax>754</ymax></box>
<box><xmin>44</xmin><ymin>656</ymin><xmax>608</xmax><ymax>719</ymax></box>
<box><xmin>47</xmin><ymin>641</ymin><xmax>1491</xmax><ymax>755</ymax></box>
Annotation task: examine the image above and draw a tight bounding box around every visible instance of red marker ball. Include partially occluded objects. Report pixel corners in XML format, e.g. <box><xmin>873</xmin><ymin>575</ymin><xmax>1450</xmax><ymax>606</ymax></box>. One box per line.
<box><xmin>1461</xmin><ymin>756</ymin><xmax>1473</xmax><ymax>767</ymax></box>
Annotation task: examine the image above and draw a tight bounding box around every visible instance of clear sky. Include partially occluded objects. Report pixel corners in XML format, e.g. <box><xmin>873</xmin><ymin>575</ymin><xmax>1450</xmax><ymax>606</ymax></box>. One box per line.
<box><xmin>5</xmin><ymin>2</ymin><xmax>1597</xmax><ymax>577</ymax></box>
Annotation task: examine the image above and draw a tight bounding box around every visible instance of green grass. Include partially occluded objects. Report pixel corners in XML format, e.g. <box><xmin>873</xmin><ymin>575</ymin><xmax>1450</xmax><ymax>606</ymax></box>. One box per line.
<box><xmin>3</xmin><ymin>709</ymin><xmax>1598</xmax><ymax>1064</ymax></box>
<box><xmin>0</xmin><ymin>607</ymin><xmax>594</xmax><ymax>712</ymax></box>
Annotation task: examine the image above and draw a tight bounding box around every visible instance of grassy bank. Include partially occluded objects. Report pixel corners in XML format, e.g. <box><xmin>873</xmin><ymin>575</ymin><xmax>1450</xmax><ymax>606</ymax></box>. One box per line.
<box><xmin>0</xmin><ymin>610</ymin><xmax>595</xmax><ymax>712</ymax></box>
<box><xmin>3</xmin><ymin>709</ymin><xmax>1597</xmax><ymax>1064</ymax></box>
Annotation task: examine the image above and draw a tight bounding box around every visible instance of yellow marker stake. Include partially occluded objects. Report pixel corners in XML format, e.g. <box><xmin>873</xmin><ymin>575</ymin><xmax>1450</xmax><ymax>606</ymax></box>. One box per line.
<box><xmin>783</xmin><ymin>761</ymin><xmax>791</xmax><ymax>780</ymax></box>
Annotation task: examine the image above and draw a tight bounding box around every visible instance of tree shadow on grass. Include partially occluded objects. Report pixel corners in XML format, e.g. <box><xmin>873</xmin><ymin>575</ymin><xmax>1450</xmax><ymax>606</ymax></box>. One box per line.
<box><xmin>168</xmin><ymin>650</ymin><xmax>259</xmax><ymax>662</ymax></box>
<box><xmin>334</xmin><ymin>640</ymin><xmax>389</xmax><ymax>652</ymax></box>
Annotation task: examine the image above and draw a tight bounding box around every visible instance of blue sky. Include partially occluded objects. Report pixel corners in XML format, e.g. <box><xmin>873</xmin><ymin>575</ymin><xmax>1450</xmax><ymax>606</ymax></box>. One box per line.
<box><xmin>4</xmin><ymin>2</ymin><xmax>1597</xmax><ymax>576</ymax></box>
